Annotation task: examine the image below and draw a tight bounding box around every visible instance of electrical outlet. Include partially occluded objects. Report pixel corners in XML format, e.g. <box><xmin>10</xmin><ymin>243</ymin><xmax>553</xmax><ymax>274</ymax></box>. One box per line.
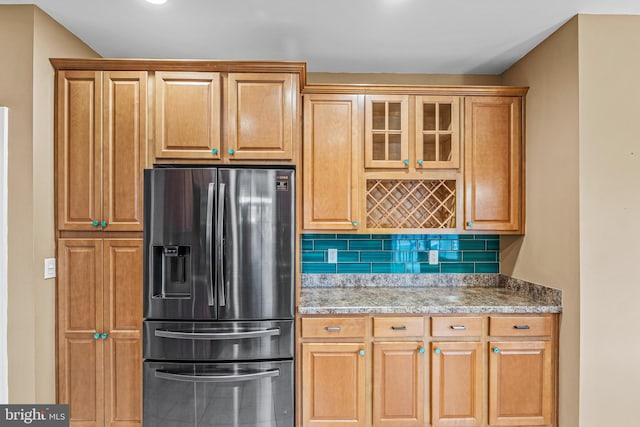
<box><xmin>428</xmin><ymin>250</ymin><xmax>439</xmax><ymax>265</ymax></box>
<box><xmin>44</xmin><ymin>258</ymin><xmax>56</xmax><ymax>279</ymax></box>
<box><xmin>327</xmin><ymin>248</ymin><xmax>338</xmax><ymax>264</ymax></box>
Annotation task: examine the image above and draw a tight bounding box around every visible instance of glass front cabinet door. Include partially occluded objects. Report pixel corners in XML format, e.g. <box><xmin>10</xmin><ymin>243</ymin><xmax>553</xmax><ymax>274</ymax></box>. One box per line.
<box><xmin>415</xmin><ymin>96</ymin><xmax>460</xmax><ymax>169</ymax></box>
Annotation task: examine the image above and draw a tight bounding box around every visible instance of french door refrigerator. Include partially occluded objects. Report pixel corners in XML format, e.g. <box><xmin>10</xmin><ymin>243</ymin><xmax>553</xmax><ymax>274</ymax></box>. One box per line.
<box><xmin>142</xmin><ymin>167</ymin><xmax>295</xmax><ymax>427</ymax></box>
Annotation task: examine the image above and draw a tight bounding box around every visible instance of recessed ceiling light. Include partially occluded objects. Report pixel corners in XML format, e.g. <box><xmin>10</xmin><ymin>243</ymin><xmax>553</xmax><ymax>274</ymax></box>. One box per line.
<box><xmin>146</xmin><ymin>0</ymin><xmax>168</xmax><ymax>5</ymax></box>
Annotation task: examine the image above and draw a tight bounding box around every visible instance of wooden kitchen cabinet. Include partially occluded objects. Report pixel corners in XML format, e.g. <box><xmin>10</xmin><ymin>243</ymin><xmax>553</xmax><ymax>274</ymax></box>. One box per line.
<box><xmin>464</xmin><ymin>96</ymin><xmax>523</xmax><ymax>233</ymax></box>
<box><xmin>301</xmin><ymin>343</ymin><xmax>367</xmax><ymax>427</ymax></box>
<box><xmin>415</xmin><ymin>96</ymin><xmax>460</xmax><ymax>169</ymax></box>
<box><xmin>56</xmin><ymin>70</ymin><xmax>146</xmax><ymax>231</ymax></box>
<box><xmin>488</xmin><ymin>316</ymin><xmax>554</xmax><ymax>426</ymax></box>
<box><xmin>154</xmin><ymin>71</ymin><xmax>222</xmax><ymax>159</ymax></box>
<box><xmin>372</xmin><ymin>342</ymin><xmax>425</xmax><ymax>427</ymax></box>
<box><xmin>303</xmin><ymin>94</ymin><xmax>363</xmax><ymax>230</ymax></box>
<box><xmin>57</xmin><ymin>238</ymin><xmax>143</xmax><ymax>427</ymax></box>
<box><xmin>364</xmin><ymin>95</ymin><xmax>410</xmax><ymax>168</ymax></box>
<box><xmin>227</xmin><ymin>73</ymin><xmax>295</xmax><ymax>160</ymax></box>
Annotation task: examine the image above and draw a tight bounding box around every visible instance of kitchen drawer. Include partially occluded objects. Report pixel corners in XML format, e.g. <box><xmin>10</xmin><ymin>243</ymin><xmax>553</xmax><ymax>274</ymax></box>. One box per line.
<box><xmin>489</xmin><ymin>316</ymin><xmax>552</xmax><ymax>337</ymax></box>
<box><xmin>431</xmin><ymin>316</ymin><xmax>483</xmax><ymax>337</ymax></box>
<box><xmin>301</xmin><ymin>317</ymin><xmax>367</xmax><ymax>339</ymax></box>
<box><xmin>372</xmin><ymin>316</ymin><xmax>425</xmax><ymax>338</ymax></box>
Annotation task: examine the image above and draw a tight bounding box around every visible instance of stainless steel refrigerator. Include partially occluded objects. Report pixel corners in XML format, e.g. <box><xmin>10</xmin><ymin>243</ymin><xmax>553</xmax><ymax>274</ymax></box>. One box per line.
<box><xmin>142</xmin><ymin>167</ymin><xmax>295</xmax><ymax>427</ymax></box>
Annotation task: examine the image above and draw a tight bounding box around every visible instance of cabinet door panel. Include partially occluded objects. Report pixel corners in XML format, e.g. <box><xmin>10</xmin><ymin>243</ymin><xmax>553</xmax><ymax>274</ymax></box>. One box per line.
<box><xmin>431</xmin><ymin>342</ymin><xmax>482</xmax><ymax>427</ymax></box>
<box><xmin>57</xmin><ymin>71</ymin><xmax>102</xmax><ymax>230</ymax></box>
<box><xmin>103</xmin><ymin>72</ymin><xmax>147</xmax><ymax>231</ymax></box>
<box><xmin>489</xmin><ymin>341</ymin><xmax>552</xmax><ymax>426</ymax></box>
<box><xmin>372</xmin><ymin>342</ymin><xmax>424</xmax><ymax>427</ymax></box>
<box><xmin>303</xmin><ymin>94</ymin><xmax>362</xmax><ymax>230</ymax></box>
<box><xmin>154</xmin><ymin>72</ymin><xmax>221</xmax><ymax>159</ymax></box>
<box><xmin>103</xmin><ymin>239</ymin><xmax>142</xmax><ymax>426</ymax></box>
<box><xmin>57</xmin><ymin>239</ymin><xmax>104</xmax><ymax>427</ymax></box>
<box><xmin>302</xmin><ymin>343</ymin><xmax>366</xmax><ymax>427</ymax></box>
<box><xmin>464</xmin><ymin>96</ymin><xmax>522</xmax><ymax>232</ymax></box>
<box><xmin>364</xmin><ymin>95</ymin><xmax>409</xmax><ymax>169</ymax></box>
<box><xmin>227</xmin><ymin>73</ymin><xmax>295</xmax><ymax>160</ymax></box>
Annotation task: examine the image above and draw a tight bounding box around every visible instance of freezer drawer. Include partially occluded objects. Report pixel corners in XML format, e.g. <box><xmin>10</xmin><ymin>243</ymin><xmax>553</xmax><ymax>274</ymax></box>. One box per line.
<box><xmin>144</xmin><ymin>320</ymin><xmax>294</xmax><ymax>361</ymax></box>
<box><xmin>143</xmin><ymin>360</ymin><xmax>293</xmax><ymax>427</ymax></box>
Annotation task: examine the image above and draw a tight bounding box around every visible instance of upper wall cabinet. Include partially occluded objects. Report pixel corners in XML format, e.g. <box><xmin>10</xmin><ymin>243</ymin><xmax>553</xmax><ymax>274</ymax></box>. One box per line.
<box><xmin>464</xmin><ymin>96</ymin><xmax>523</xmax><ymax>233</ymax></box>
<box><xmin>56</xmin><ymin>70</ymin><xmax>147</xmax><ymax>231</ymax></box>
<box><xmin>303</xmin><ymin>94</ymin><xmax>363</xmax><ymax>231</ymax></box>
<box><xmin>415</xmin><ymin>96</ymin><xmax>460</xmax><ymax>169</ymax></box>
<box><xmin>154</xmin><ymin>72</ymin><xmax>222</xmax><ymax>160</ymax></box>
<box><xmin>364</xmin><ymin>95</ymin><xmax>410</xmax><ymax>168</ymax></box>
<box><xmin>227</xmin><ymin>73</ymin><xmax>295</xmax><ymax>160</ymax></box>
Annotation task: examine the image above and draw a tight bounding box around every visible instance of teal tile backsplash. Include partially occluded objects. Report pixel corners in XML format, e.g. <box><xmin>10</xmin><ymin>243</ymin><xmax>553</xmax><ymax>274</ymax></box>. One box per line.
<box><xmin>301</xmin><ymin>234</ymin><xmax>499</xmax><ymax>274</ymax></box>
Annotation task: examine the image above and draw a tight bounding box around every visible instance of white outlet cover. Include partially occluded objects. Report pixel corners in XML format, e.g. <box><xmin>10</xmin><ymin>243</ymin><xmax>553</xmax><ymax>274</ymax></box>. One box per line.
<box><xmin>428</xmin><ymin>250</ymin><xmax>439</xmax><ymax>265</ymax></box>
<box><xmin>327</xmin><ymin>248</ymin><xmax>338</xmax><ymax>264</ymax></box>
<box><xmin>44</xmin><ymin>258</ymin><xmax>56</xmax><ymax>279</ymax></box>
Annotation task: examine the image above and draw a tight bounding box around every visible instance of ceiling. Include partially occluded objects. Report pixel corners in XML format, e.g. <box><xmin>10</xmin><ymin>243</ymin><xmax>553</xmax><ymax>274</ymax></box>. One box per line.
<box><xmin>2</xmin><ymin>0</ymin><xmax>640</xmax><ymax>74</ymax></box>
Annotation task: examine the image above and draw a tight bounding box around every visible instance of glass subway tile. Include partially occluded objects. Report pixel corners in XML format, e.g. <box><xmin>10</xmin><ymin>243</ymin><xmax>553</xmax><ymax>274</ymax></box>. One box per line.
<box><xmin>301</xmin><ymin>240</ymin><xmax>313</xmax><ymax>251</ymax></box>
<box><xmin>337</xmin><ymin>263</ymin><xmax>372</xmax><ymax>273</ymax></box>
<box><xmin>458</xmin><ymin>240</ymin><xmax>486</xmax><ymax>251</ymax></box>
<box><xmin>302</xmin><ymin>234</ymin><xmax>336</xmax><ymax>240</ymax></box>
<box><xmin>336</xmin><ymin>234</ymin><xmax>372</xmax><ymax>239</ymax></box>
<box><xmin>439</xmin><ymin>251</ymin><xmax>462</xmax><ymax>262</ymax></box>
<box><xmin>301</xmin><ymin>252</ymin><xmax>325</xmax><ymax>262</ymax></box>
<box><xmin>349</xmin><ymin>240</ymin><xmax>383</xmax><ymax>251</ymax></box>
<box><xmin>440</xmin><ymin>263</ymin><xmax>475</xmax><ymax>273</ymax></box>
<box><xmin>337</xmin><ymin>251</ymin><xmax>360</xmax><ymax>262</ymax></box>
<box><xmin>302</xmin><ymin>263</ymin><xmax>337</xmax><ymax>274</ymax></box>
<box><xmin>372</xmin><ymin>263</ymin><xmax>406</xmax><ymax>273</ymax></box>
<box><xmin>314</xmin><ymin>240</ymin><xmax>348</xmax><ymax>251</ymax></box>
<box><xmin>486</xmin><ymin>240</ymin><xmax>500</xmax><ymax>250</ymax></box>
<box><xmin>463</xmin><ymin>252</ymin><xmax>498</xmax><ymax>262</ymax></box>
<box><xmin>360</xmin><ymin>252</ymin><xmax>394</xmax><ymax>262</ymax></box>
<box><xmin>418</xmin><ymin>263</ymin><xmax>440</xmax><ymax>273</ymax></box>
<box><xmin>475</xmin><ymin>263</ymin><xmax>500</xmax><ymax>273</ymax></box>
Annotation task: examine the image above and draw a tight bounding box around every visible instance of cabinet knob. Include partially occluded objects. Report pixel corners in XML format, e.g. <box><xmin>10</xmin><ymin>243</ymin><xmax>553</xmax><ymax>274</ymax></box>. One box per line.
<box><xmin>403</xmin><ymin>159</ymin><xmax>409</xmax><ymax>165</ymax></box>
<box><xmin>101</xmin><ymin>221</ymin><xmax>107</xmax><ymax>228</ymax></box>
<box><xmin>352</xmin><ymin>221</ymin><xmax>359</xmax><ymax>227</ymax></box>
<box><xmin>101</xmin><ymin>333</ymin><xmax>108</xmax><ymax>340</ymax></box>
<box><xmin>92</xmin><ymin>220</ymin><xmax>99</xmax><ymax>227</ymax></box>
<box><xmin>466</xmin><ymin>221</ymin><xmax>473</xmax><ymax>228</ymax></box>
<box><xmin>493</xmin><ymin>347</ymin><xmax>500</xmax><ymax>354</ymax></box>
<box><xmin>211</xmin><ymin>148</ymin><xmax>219</xmax><ymax>155</ymax></box>
<box><xmin>228</xmin><ymin>148</ymin><xmax>235</xmax><ymax>155</ymax></box>
<box><xmin>434</xmin><ymin>347</ymin><xmax>441</xmax><ymax>355</ymax></box>
<box><xmin>359</xmin><ymin>349</ymin><xmax>365</xmax><ymax>356</ymax></box>
<box><xmin>417</xmin><ymin>159</ymin><xmax>423</xmax><ymax>166</ymax></box>
<box><xmin>93</xmin><ymin>333</ymin><xmax>100</xmax><ymax>340</ymax></box>
<box><xmin>419</xmin><ymin>347</ymin><xmax>425</xmax><ymax>354</ymax></box>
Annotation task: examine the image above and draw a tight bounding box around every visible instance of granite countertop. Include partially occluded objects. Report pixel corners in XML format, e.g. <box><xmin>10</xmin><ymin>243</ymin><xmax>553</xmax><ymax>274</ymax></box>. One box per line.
<box><xmin>298</xmin><ymin>274</ymin><xmax>563</xmax><ymax>315</ymax></box>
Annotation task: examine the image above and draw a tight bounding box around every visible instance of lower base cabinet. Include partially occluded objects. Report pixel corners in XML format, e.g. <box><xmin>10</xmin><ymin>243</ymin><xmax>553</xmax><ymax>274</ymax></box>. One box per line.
<box><xmin>300</xmin><ymin>314</ymin><xmax>557</xmax><ymax>427</ymax></box>
<box><xmin>301</xmin><ymin>343</ymin><xmax>367</xmax><ymax>427</ymax></box>
<box><xmin>372</xmin><ymin>342</ymin><xmax>425</xmax><ymax>427</ymax></box>
<box><xmin>431</xmin><ymin>341</ymin><xmax>483</xmax><ymax>427</ymax></box>
<box><xmin>58</xmin><ymin>238</ymin><xmax>143</xmax><ymax>427</ymax></box>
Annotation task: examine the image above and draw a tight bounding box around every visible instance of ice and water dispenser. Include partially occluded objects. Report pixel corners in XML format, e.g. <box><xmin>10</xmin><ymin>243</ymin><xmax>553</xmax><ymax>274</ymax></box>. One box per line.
<box><xmin>151</xmin><ymin>245</ymin><xmax>192</xmax><ymax>298</ymax></box>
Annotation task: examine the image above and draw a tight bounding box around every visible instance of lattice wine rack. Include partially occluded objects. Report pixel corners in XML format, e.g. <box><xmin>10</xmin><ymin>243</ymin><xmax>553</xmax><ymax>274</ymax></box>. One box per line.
<box><xmin>366</xmin><ymin>179</ymin><xmax>456</xmax><ymax>229</ymax></box>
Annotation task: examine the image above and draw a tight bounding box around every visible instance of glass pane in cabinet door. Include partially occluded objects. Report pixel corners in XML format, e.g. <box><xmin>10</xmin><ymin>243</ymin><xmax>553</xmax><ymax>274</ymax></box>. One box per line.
<box><xmin>372</xmin><ymin>102</ymin><xmax>386</xmax><ymax>130</ymax></box>
<box><xmin>423</xmin><ymin>134</ymin><xmax>436</xmax><ymax>161</ymax></box>
<box><xmin>440</xmin><ymin>134</ymin><xmax>452</xmax><ymax>161</ymax></box>
<box><xmin>439</xmin><ymin>104</ymin><xmax>452</xmax><ymax>131</ymax></box>
<box><xmin>373</xmin><ymin>133</ymin><xmax>386</xmax><ymax>160</ymax></box>
<box><xmin>388</xmin><ymin>134</ymin><xmax>402</xmax><ymax>160</ymax></box>
<box><xmin>388</xmin><ymin>103</ymin><xmax>402</xmax><ymax>130</ymax></box>
<box><xmin>422</xmin><ymin>103</ymin><xmax>436</xmax><ymax>131</ymax></box>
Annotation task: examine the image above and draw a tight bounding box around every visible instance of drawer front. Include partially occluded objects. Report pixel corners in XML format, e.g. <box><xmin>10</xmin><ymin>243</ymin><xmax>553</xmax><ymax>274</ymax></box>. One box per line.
<box><xmin>373</xmin><ymin>316</ymin><xmax>425</xmax><ymax>338</ymax></box>
<box><xmin>301</xmin><ymin>317</ymin><xmax>367</xmax><ymax>338</ymax></box>
<box><xmin>431</xmin><ymin>316</ymin><xmax>483</xmax><ymax>337</ymax></box>
<box><xmin>489</xmin><ymin>316</ymin><xmax>552</xmax><ymax>337</ymax></box>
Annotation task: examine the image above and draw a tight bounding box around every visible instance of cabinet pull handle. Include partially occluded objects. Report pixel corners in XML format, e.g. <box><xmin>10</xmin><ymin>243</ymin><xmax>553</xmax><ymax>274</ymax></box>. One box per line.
<box><xmin>418</xmin><ymin>347</ymin><xmax>425</xmax><ymax>354</ymax></box>
<box><xmin>101</xmin><ymin>221</ymin><xmax>107</xmax><ymax>228</ymax></box>
<box><xmin>434</xmin><ymin>347</ymin><xmax>441</xmax><ymax>355</ymax></box>
<box><xmin>450</xmin><ymin>325</ymin><xmax>466</xmax><ymax>330</ymax></box>
<box><xmin>417</xmin><ymin>159</ymin><xmax>423</xmax><ymax>166</ymax></box>
<box><xmin>228</xmin><ymin>148</ymin><xmax>235</xmax><ymax>155</ymax></box>
<box><xmin>93</xmin><ymin>333</ymin><xmax>100</xmax><ymax>340</ymax></box>
<box><xmin>391</xmin><ymin>326</ymin><xmax>407</xmax><ymax>331</ymax></box>
<box><xmin>403</xmin><ymin>159</ymin><xmax>409</xmax><ymax>165</ymax></box>
<box><xmin>466</xmin><ymin>221</ymin><xmax>473</xmax><ymax>227</ymax></box>
<box><xmin>92</xmin><ymin>220</ymin><xmax>99</xmax><ymax>227</ymax></box>
<box><xmin>352</xmin><ymin>221</ymin><xmax>359</xmax><ymax>227</ymax></box>
<box><xmin>359</xmin><ymin>349</ymin><xmax>365</xmax><ymax>356</ymax></box>
<box><xmin>211</xmin><ymin>148</ymin><xmax>218</xmax><ymax>155</ymax></box>
<box><xmin>514</xmin><ymin>325</ymin><xmax>530</xmax><ymax>330</ymax></box>
<box><xmin>101</xmin><ymin>333</ymin><xmax>108</xmax><ymax>339</ymax></box>
<box><xmin>325</xmin><ymin>327</ymin><xmax>341</xmax><ymax>332</ymax></box>
<box><xmin>493</xmin><ymin>347</ymin><xmax>500</xmax><ymax>353</ymax></box>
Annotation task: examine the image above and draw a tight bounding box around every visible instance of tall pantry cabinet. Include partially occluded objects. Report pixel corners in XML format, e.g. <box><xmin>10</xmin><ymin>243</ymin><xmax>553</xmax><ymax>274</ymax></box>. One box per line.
<box><xmin>56</xmin><ymin>69</ymin><xmax>145</xmax><ymax>427</ymax></box>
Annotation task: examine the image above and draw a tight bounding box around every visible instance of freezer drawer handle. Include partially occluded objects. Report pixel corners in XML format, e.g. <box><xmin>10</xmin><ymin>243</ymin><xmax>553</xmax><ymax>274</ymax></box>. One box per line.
<box><xmin>154</xmin><ymin>328</ymin><xmax>281</xmax><ymax>340</ymax></box>
<box><xmin>155</xmin><ymin>368</ymin><xmax>280</xmax><ymax>383</ymax></box>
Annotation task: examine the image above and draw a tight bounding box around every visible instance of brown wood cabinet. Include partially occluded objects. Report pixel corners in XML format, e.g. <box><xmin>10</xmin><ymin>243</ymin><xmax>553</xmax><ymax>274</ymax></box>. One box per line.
<box><xmin>57</xmin><ymin>239</ymin><xmax>142</xmax><ymax>427</ymax></box>
<box><xmin>56</xmin><ymin>70</ymin><xmax>146</xmax><ymax>232</ymax></box>
<box><xmin>154</xmin><ymin>71</ymin><xmax>222</xmax><ymax>159</ymax></box>
<box><xmin>303</xmin><ymin>94</ymin><xmax>363</xmax><ymax>231</ymax></box>
<box><xmin>301</xmin><ymin>343</ymin><xmax>367</xmax><ymax>427</ymax></box>
<box><xmin>372</xmin><ymin>342</ymin><xmax>425</xmax><ymax>427</ymax></box>
<box><xmin>227</xmin><ymin>73</ymin><xmax>295</xmax><ymax>160</ymax></box>
<box><xmin>464</xmin><ymin>96</ymin><xmax>523</xmax><ymax>233</ymax></box>
<box><xmin>299</xmin><ymin>314</ymin><xmax>557</xmax><ymax>427</ymax></box>
<box><xmin>364</xmin><ymin>95</ymin><xmax>410</xmax><ymax>169</ymax></box>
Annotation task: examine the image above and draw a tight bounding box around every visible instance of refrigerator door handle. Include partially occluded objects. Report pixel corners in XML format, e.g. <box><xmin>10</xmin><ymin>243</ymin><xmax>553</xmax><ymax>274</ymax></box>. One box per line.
<box><xmin>154</xmin><ymin>327</ymin><xmax>281</xmax><ymax>340</ymax></box>
<box><xmin>205</xmin><ymin>182</ymin><xmax>215</xmax><ymax>307</ymax></box>
<box><xmin>216</xmin><ymin>182</ymin><xmax>227</xmax><ymax>307</ymax></box>
<box><xmin>155</xmin><ymin>368</ymin><xmax>280</xmax><ymax>383</ymax></box>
